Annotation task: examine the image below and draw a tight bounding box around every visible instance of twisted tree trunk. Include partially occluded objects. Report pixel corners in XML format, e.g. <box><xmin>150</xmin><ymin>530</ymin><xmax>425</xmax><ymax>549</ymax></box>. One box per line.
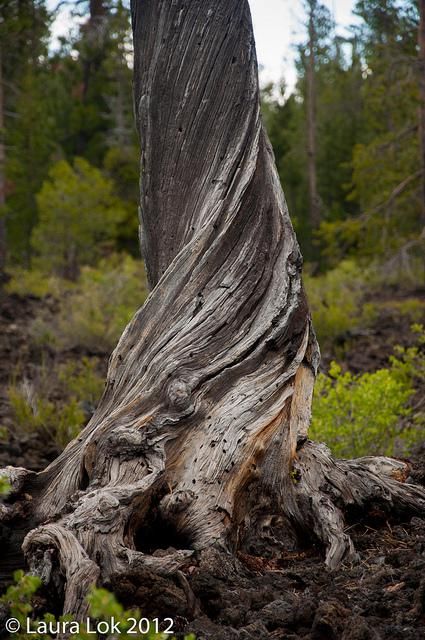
<box><xmin>1</xmin><ymin>0</ymin><xmax>424</xmax><ymax>620</ymax></box>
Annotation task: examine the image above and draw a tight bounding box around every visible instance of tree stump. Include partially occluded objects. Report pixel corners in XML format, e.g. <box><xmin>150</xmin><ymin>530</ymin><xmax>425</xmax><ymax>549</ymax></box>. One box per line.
<box><xmin>1</xmin><ymin>0</ymin><xmax>424</xmax><ymax>619</ymax></box>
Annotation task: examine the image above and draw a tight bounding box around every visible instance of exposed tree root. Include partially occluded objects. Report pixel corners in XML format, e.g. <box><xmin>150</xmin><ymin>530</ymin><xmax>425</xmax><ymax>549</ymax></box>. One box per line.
<box><xmin>2</xmin><ymin>441</ymin><xmax>424</xmax><ymax>617</ymax></box>
<box><xmin>22</xmin><ymin>524</ymin><xmax>100</xmax><ymax>619</ymax></box>
<box><xmin>286</xmin><ymin>442</ymin><xmax>425</xmax><ymax>569</ymax></box>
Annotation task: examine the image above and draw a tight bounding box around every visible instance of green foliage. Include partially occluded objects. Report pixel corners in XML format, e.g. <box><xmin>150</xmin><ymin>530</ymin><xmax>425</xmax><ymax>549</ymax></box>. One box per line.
<box><xmin>0</xmin><ymin>570</ymin><xmax>42</xmax><ymax>624</ymax></box>
<box><xmin>304</xmin><ymin>260</ymin><xmax>377</xmax><ymax>349</ymax></box>
<box><xmin>315</xmin><ymin>0</ymin><xmax>421</xmax><ymax>264</ymax></box>
<box><xmin>59</xmin><ymin>358</ymin><xmax>105</xmax><ymax>409</ymax></box>
<box><xmin>0</xmin><ymin>476</ymin><xmax>11</xmax><ymax>498</ymax></box>
<box><xmin>390</xmin><ymin>324</ymin><xmax>425</xmax><ymax>391</ymax></box>
<box><xmin>8</xmin><ymin>357</ymin><xmax>104</xmax><ymax>449</ymax></box>
<box><xmin>0</xmin><ymin>572</ymin><xmax>196</xmax><ymax>640</ymax></box>
<box><xmin>32</xmin><ymin>158</ymin><xmax>126</xmax><ymax>279</ymax></box>
<box><xmin>0</xmin><ymin>425</ymin><xmax>11</xmax><ymax>496</ymax></box>
<box><xmin>377</xmin><ymin>298</ymin><xmax>425</xmax><ymax>323</ymax></box>
<box><xmin>261</xmin><ymin>0</ymin><xmax>422</xmax><ymax>267</ymax></box>
<box><xmin>311</xmin><ymin>362</ymin><xmax>412</xmax><ymax>457</ymax></box>
<box><xmin>5</xmin><ymin>69</ymin><xmax>59</xmax><ymax>264</ymax></box>
<box><xmin>311</xmin><ymin>325</ymin><xmax>425</xmax><ymax>457</ymax></box>
<box><xmin>0</xmin><ymin>1</ymin><xmax>52</xmax><ymax>265</ymax></box>
<box><xmin>103</xmin><ymin>146</ymin><xmax>140</xmax><ymax>255</ymax></box>
<box><xmin>5</xmin><ymin>268</ymin><xmax>70</xmax><ymax>298</ymax></box>
<box><xmin>31</xmin><ymin>254</ymin><xmax>147</xmax><ymax>352</ymax></box>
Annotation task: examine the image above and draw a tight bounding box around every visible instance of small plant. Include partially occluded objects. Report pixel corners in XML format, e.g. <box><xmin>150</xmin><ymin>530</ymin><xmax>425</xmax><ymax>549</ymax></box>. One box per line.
<box><xmin>31</xmin><ymin>254</ymin><xmax>147</xmax><ymax>353</ymax></box>
<box><xmin>0</xmin><ymin>475</ymin><xmax>10</xmax><ymax>498</ymax></box>
<box><xmin>311</xmin><ymin>325</ymin><xmax>425</xmax><ymax>458</ymax></box>
<box><xmin>304</xmin><ymin>260</ymin><xmax>377</xmax><ymax>351</ymax></box>
<box><xmin>0</xmin><ymin>570</ymin><xmax>42</xmax><ymax>625</ymax></box>
<box><xmin>58</xmin><ymin>357</ymin><xmax>105</xmax><ymax>411</ymax></box>
<box><xmin>7</xmin><ymin>357</ymin><xmax>104</xmax><ymax>450</ymax></box>
<box><xmin>0</xmin><ymin>428</ymin><xmax>11</xmax><ymax>497</ymax></box>
<box><xmin>5</xmin><ymin>268</ymin><xmax>70</xmax><ymax>299</ymax></box>
<box><xmin>0</xmin><ymin>572</ymin><xmax>196</xmax><ymax>640</ymax></box>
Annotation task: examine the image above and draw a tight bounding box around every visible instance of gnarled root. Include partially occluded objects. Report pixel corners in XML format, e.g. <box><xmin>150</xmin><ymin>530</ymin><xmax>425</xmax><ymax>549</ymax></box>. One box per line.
<box><xmin>22</xmin><ymin>524</ymin><xmax>100</xmax><ymax>619</ymax></box>
<box><xmin>285</xmin><ymin>441</ymin><xmax>425</xmax><ymax>569</ymax></box>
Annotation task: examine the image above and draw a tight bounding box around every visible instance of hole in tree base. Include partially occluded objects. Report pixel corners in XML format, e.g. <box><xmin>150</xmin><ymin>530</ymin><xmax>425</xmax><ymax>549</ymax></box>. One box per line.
<box><xmin>79</xmin><ymin>467</ymin><xmax>90</xmax><ymax>491</ymax></box>
<box><xmin>133</xmin><ymin>507</ymin><xmax>193</xmax><ymax>554</ymax></box>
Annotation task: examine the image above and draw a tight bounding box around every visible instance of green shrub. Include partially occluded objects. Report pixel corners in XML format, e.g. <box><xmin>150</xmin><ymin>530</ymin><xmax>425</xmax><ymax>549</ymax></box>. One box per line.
<box><xmin>32</xmin><ymin>158</ymin><xmax>127</xmax><ymax>279</ymax></box>
<box><xmin>311</xmin><ymin>362</ymin><xmax>413</xmax><ymax>457</ymax></box>
<box><xmin>311</xmin><ymin>325</ymin><xmax>425</xmax><ymax>457</ymax></box>
<box><xmin>0</xmin><ymin>475</ymin><xmax>10</xmax><ymax>498</ymax></box>
<box><xmin>58</xmin><ymin>357</ymin><xmax>105</xmax><ymax>409</ymax></box>
<box><xmin>8</xmin><ymin>357</ymin><xmax>104</xmax><ymax>449</ymax></box>
<box><xmin>0</xmin><ymin>428</ymin><xmax>10</xmax><ymax>497</ymax></box>
<box><xmin>304</xmin><ymin>260</ymin><xmax>377</xmax><ymax>350</ymax></box>
<box><xmin>5</xmin><ymin>268</ymin><xmax>70</xmax><ymax>298</ymax></box>
<box><xmin>31</xmin><ymin>254</ymin><xmax>147</xmax><ymax>353</ymax></box>
<box><xmin>377</xmin><ymin>298</ymin><xmax>425</xmax><ymax>323</ymax></box>
<box><xmin>0</xmin><ymin>572</ymin><xmax>196</xmax><ymax>640</ymax></box>
<box><xmin>0</xmin><ymin>570</ymin><xmax>42</xmax><ymax>625</ymax></box>
<box><xmin>8</xmin><ymin>382</ymin><xmax>85</xmax><ymax>449</ymax></box>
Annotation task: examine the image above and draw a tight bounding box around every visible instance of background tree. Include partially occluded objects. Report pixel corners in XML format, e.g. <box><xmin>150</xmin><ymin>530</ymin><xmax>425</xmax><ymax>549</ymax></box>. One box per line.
<box><xmin>316</xmin><ymin>0</ymin><xmax>423</xmax><ymax>266</ymax></box>
<box><xmin>419</xmin><ymin>0</ymin><xmax>425</xmax><ymax>227</ymax></box>
<box><xmin>0</xmin><ymin>46</ymin><xmax>5</xmax><ymax>277</ymax></box>
<box><xmin>0</xmin><ymin>0</ymin><xmax>51</xmax><ymax>265</ymax></box>
<box><xmin>32</xmin><ymin>157</ymin><xmax>126</xmax><ymax>279</ymax></box>
<box><xmin>305</xmin><ymin>0</ymin><xmax>322</xmax><ymax>230</ymax></box>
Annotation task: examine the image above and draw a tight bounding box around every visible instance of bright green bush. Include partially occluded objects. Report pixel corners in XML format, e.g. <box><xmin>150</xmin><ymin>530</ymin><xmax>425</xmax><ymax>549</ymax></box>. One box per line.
<box><xmin>5</xmin><ymin>268</ymin><xmax>71</xmax><ymax>298</ymax></box>
<box><xmin>0</xmin><ymin>570</ymin><xmax>42</xmax><ymax>626</ymax></box>
<box><xmin>0</xmin><ymin>572</ymin><xmax>196</xmax><ymax>640</ymax></box>
<box><xmin>8</xmin><ymin>357</ymin><xmax>104</xmax><ymax>449</ymax></box>
<box><xmin>31</xmin><ymin>254</ymin><xmax>147</xmax><ymax>353</ymax></box>
<box><xmin>390</xmin><ymin>324</ymin><xmax>425</xmax><ymax>385</ymax></box>
<box><xmin>32</xmin><ymin>158</ymin><xmax>127</xmax><ymax>279</ymax></box>
<box><xmin>304</xmin><ymin>260</ymin><xmax>377</xmax><ymax>350</ymax></box>
<box><xmin>311</xmin><ymin>326</ymin><xmax>425</xmax><ymax>457</ymax></box>
<box><xmin>311</xmin><ymin>362</ymin><xmax>413</xmax><ymax>457</ymax></box>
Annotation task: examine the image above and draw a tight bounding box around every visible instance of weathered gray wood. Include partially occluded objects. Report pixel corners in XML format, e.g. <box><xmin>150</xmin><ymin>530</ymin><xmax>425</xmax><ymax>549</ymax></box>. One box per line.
<box><xmin>0</xmin><ymin>0</ymin><xmax>424</xmax><ymax>616</ymax></box>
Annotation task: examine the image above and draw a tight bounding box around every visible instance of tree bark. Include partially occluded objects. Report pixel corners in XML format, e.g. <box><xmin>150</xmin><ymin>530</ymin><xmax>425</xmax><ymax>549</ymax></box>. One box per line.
<box><xmin>1</xmin><ymin>0</ymin><xmax>424</xmax><ymax>620</ymax></box>
<box><xmin>81</xmin><ymin>0</ymin><xmax>108</xmax><ymax>101</ymax></box>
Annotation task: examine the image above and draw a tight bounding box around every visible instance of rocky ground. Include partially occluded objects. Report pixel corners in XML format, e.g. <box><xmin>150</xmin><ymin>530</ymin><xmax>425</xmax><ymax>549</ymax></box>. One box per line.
<box><xmin>114</xmin><ymin>489</ymin><xmax>425</xmax><ymax>640</ymax></box>
<box><xmin>0</xmin><ymin>291</ymin><xmax>424</xmax><ymax>639</ymax></box>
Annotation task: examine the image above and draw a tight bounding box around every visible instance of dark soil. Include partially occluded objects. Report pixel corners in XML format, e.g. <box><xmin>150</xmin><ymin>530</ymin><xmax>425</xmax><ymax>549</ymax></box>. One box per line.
<box><xmin>0</xmin><ymin>292</ymin><xmax>108</xmax><ymax>472</ymax></box>
<box><xmin>321</xmin><ymin>293</ymin><xmax>425</xmax><ymax>375</ymax></box>
<box><xmin>1</xmin><ymin>291</ymin><xmax>425</xmax><ymax>639</ymax></box>
<box><xmin>0</xmin><ymin>292</ymin><xmax>58</xmax><ymax>471</ymax></box>
<box><xmin>110</xmin><ymin>486</ymin><xmax>425</xmax><ymax>640</ymax></box>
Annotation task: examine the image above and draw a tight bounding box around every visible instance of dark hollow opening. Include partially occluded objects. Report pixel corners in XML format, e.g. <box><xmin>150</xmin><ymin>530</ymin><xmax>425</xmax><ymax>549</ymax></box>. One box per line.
<box><xmin>133</xmin><ymin>508</ymin><xmax>193</xmax><ymax>554</ymax></box>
